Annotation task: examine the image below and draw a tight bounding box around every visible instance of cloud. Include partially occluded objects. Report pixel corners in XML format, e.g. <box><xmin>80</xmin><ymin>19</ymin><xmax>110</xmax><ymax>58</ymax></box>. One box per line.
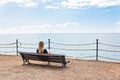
<box><xmin>18</xmin><ymin>1</ymin><xmax>38</xmax><ymax>8</ymax></box>
<box><xmin>0</xmin><ymin>0</ymin><xmax>53</xmax><ymax>8</ymax></box>
<box><xmin>115</xmin><ymin>21</ymin><xmax>120</xmax><ymax>26</ymax></box>
<box><xmin>40</xmin><ymin>0</ymin><xmax>53</xmax><ymax>3</ymax></box>
<box><xmin>0</xmin><ymin>22</ymin><xmax>119</xmax><ymax>34</ymax></box>
<box><xmin>61</xmin><ymin>0</ymin><xmax>120</xmax><ymax>9</ymax></box>
<box><xmin>115</xmin><ymin>20</ymin><xmax>120</xmax><ymax>32</ymax></box>
<box><xmin>0</xmin><ymin>0</ymin><xmax>38</xmax><ymax>8</ymax></box>
<box><xmin>0</xmin><ymin>22</ymin><xmax>79</xmax><ymax>34</ymax></box>
<box><xmin>0</xmin><ymin>0</ymin><xmax>120</xmax><ymax>8</ymax></box>
<box><xmin>45</xmin><ymin>5</ymin><xmax>59</xmax><ymax>9</ymax></box>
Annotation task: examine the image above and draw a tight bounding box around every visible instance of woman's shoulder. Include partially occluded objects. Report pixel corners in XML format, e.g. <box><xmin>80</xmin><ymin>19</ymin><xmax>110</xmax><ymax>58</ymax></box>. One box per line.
<box><xmin>44</xmin><ymin>49</ymin><xmax>47</xmax><ymax>50</ymax></box>
<box><xmin>44</xmin><ymin>49</ymin><xmax>47</xmax><ymax>51</ymax></box>
<box><xmin>36</xmin><ymin>49</ymin><xmax>39</xmax><ymax>53</ymax></box>
<box><xmin>43</xmin><ymin>49</ymin><xmax>48</xmax><ymax>53</ymax></box>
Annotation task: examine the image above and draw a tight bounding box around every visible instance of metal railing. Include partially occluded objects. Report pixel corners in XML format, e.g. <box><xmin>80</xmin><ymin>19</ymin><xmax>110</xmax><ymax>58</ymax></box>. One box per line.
<box><xmin>0</xmin><ymin>39</ymin><xmax>120</xmax><ymax>62</ymax></box>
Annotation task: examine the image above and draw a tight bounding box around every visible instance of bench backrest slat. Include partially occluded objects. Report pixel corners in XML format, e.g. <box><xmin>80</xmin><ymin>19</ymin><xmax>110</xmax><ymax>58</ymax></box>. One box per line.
<box><xmin>19</xmin><ymin>52</ymin><xmax>66</xmax><ymax>63</ymax></box>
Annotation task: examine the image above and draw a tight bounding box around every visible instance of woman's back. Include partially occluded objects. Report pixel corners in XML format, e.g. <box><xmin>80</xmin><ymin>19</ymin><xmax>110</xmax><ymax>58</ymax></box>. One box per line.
<box><xmin>36</xmin><ymin>49</ymin><xmax>48</xmax><ymax>54</ymax></box>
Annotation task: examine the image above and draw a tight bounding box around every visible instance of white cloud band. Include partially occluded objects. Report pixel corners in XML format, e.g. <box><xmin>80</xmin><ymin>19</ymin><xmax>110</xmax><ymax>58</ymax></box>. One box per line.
<box><xmin>0</xmin><ymin>0</ymin><xmax>120</xmax><ymax>8</ymax></box>
<box><xmin>61</xmin><ymin>0</ymin><xmax>120</xmax><ymax>8</ymax></box>
<box><xmin>115</xmin><ymin>21</ymin><xmax>120</xmax><ymax>26</ymax></box>
<box><xmin>0</xmin><ymin>22</ymin><xmax>79</xmax><ymax>34</ymax></box>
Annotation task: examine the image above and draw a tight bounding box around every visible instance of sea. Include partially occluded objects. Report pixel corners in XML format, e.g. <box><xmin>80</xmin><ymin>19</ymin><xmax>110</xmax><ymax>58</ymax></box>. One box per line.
<box><xmin>0</xmin><ymin>33</ymin><xmax>120</xmax><ymax>62</ymax></box>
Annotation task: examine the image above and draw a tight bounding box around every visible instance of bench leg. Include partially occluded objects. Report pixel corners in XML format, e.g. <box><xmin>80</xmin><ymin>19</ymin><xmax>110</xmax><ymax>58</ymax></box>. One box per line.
<box><xmin>23</xmin><ymin>59</ymin><xmax>30</xmax><ymax>65</ymax></box>
<box><xmin>28</xmin><ymin>60</ymin><xmax>30</xmax><ymax>64</ymax></box>
<box><xmin>23</xmin><ymin>59</ymin><xmax>26</xmax><ymax>65</ymax></box>
<box><xmin>48</xmin><ymin>61</ymin><xmax>50</xmax><ymax>66</ymax></box>
<box><xmin>62</xmin><ymin>63</ymin><xmax>66</xmax><ymax>68</ymax></box>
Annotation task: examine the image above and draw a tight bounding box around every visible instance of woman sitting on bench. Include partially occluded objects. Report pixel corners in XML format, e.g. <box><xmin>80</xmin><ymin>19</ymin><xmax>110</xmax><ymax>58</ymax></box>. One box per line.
<box><xmin>36</xmin><ymin>41</ymin><xmax>50</xmax><ymax>54</ymax></box>
<box><xmin>37</xmin><ymin>41</ymin><xmax>50</xmax><ymax>65</ymax></box>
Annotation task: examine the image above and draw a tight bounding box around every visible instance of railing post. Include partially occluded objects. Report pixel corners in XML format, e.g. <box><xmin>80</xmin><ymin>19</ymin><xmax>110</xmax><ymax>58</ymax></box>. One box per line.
<box><xmin>48</xmin><ymin>39</ymin><xmax>50</xmax><ymax>50</ymax></box>
<box><xmin>16</xmin><ymin>39</ymin><xmax>19</xmax><ymax>55</ymax></box>
<box><xmin>96</xmin><ymin>39</ymin><xmax>99</xmax><ymax>61</ymax></box>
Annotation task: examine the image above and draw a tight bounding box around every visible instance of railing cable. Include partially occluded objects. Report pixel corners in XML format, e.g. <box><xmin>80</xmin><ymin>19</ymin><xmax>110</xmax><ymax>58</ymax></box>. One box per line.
<box><xmin>0</xmin><ymin>46</ymin><xmax>16</xmax><ymax>48</ymax></box>
<box><xmin>99</xmin><ymin>49</ymin><xmax>120</xmax><ymax>52</ymax></box>
<box><xmin>0</xmin><ymin>43</ymin><xmax>16</xmax><ymax>45</ymax></box>
<box><xmin>99</xmin><ymin>43</ymin><xmax>120</xmax><ymax>47</ymax></box>
<box><xmin>19</xmin><ymin>46</ymin><xmax>36</xmax><ymax>49</ymax></box>
<box><xmin>51</xmin><ymin>47</ymin><xmax>96</xmax><ymax>51</ymax></box>
<box><xmin>51</xmin><ymin>42</ymin><xmax>95</xmax><ymax>46</ymax></box>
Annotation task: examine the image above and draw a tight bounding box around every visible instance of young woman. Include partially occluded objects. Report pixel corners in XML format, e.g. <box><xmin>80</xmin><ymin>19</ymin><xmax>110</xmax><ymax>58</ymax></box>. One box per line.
<box><xmin>36</xmin><ymin>41</ymin><xmax>48</xmax><ymax>54</ymax></box>
<box><xmin>37</xmin><ymin>41</ymin><xmax>51</xmax><ymax>65</ymax></box>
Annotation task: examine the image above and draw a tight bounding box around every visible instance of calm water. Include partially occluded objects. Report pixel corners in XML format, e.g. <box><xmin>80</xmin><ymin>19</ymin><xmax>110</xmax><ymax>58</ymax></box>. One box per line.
<box><xmin>0</xmin><ymin>33</ymin><xmax>120</xmax><ymax>62</ymax></box>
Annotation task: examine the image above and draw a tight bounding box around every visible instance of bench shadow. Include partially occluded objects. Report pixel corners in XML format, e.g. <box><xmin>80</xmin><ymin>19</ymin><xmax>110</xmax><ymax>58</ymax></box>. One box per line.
<box><xmin>21</xmin><ymin>63</ymin><xmax>67</xmax><ymax>70</ymax></box>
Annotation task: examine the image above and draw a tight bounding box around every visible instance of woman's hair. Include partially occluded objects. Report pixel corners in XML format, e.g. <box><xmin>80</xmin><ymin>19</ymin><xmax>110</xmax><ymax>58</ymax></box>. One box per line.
<box><xmin>38</xmin><ymin>41</ymin><xmax>44</xmax><ymax>53</ymax></box>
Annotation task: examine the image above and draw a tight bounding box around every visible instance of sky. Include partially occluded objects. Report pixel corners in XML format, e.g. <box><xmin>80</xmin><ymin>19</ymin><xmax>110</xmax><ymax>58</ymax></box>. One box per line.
<box><xmin>0</xmin><ymin>0</ymin><xmax>120</xmax><ymax>34</ymax></box>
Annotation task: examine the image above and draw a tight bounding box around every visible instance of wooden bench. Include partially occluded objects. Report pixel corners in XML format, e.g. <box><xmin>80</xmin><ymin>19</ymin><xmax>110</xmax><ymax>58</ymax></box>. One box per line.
<box><xmin>19</xmin><ymin>52</ymin><xmax>69</xmax><ymax>68</ymax></box>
